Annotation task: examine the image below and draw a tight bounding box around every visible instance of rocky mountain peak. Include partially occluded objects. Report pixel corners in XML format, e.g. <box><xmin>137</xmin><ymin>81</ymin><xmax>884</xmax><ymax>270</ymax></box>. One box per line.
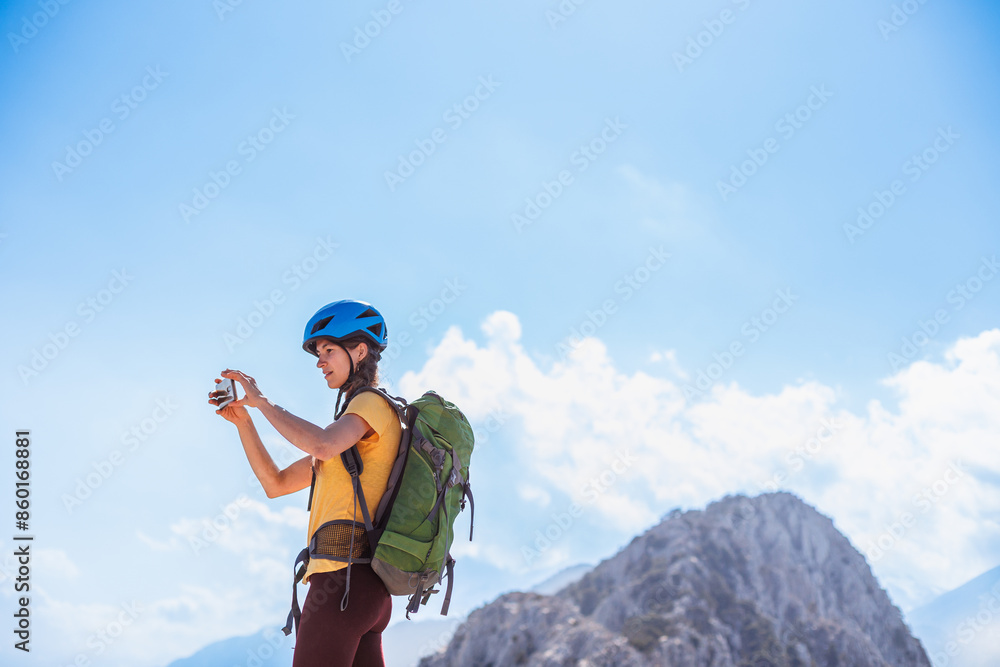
<box><xmin>420</xmin><ymin>492</ymin><xmax>930</xmax><ymax>666</ymax></box>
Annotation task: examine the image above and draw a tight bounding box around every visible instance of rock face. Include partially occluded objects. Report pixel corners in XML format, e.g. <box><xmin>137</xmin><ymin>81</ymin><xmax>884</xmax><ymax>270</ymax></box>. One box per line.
<box><xmin>420</xmin><ymin>492</ymin><xmax>930</xmax><ymax>667</ymax></box>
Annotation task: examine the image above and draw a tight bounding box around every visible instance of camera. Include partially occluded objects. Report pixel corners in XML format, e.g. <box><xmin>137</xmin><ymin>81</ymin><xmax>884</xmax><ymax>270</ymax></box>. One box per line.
<box><xmin>213</xmin><ymin>377</ymin><xmax>238</xmax><ymax>409</ymax></box>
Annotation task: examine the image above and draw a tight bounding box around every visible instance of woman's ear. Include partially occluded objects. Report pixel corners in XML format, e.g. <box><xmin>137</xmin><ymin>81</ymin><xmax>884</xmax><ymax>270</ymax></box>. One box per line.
<box><xmin>355</xmin><ymin>342</ymin><xmax>368</xmax><ymax>364</ymax></box>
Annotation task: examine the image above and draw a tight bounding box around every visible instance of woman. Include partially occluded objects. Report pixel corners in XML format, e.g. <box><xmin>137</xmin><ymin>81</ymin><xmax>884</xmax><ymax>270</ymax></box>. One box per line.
<box><xmin>209</xmin><ymin>299</ymin><xmax>400</xmax><ymax>667</ymax></box>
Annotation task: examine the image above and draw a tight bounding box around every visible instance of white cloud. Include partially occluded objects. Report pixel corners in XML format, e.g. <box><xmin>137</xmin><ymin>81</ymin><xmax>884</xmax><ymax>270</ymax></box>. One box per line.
<box><xmin>31</xmin><ymin>315</ymin><xmax>1000</xmax><ymax>665</ymax></box>
<box><xmin>246</xmin><ymin>499</ymin><xmax>310</xmax><ymax>529</ymax></box>
<box><xmin>518</xmin><ymin>485</ymin><xmax>552</xmax><ymax>506</ymax></box>
<box><xmin>33</xmin><ymin>581</ymin><xmax>287</xmax><ymax>667</ymax></box>
<box><xmin>37</xmin><ymin>496</ymin><xmax>308</xmax><ymax>667</ymax></box>
<box><xmin>650</xmin><ymin>348</ymin><xmax>690</xmax><ymax>380</ymax></box>
<box><xmin>35</xmin><ymin>548</ymin><xmax>80</xmax><ymax>579</ymax></box>
<box><xmin>135</xmin><ymin>530</ymin><xmax>181</xmax><ymax>552</ymax></box>
<box><xmin>615</xmin><ymin>164</ymin><xmax>708</xmax><ymax>239</ymax></box>
<box><xmin>398</xmin><ymin>312</ymin><xmax>1000</xmax><ymax>609</ymax></box>
<box><xmin>156</xmin><ymin>496</ymin><xmax>306</xmax><ymax>568</ymax></box>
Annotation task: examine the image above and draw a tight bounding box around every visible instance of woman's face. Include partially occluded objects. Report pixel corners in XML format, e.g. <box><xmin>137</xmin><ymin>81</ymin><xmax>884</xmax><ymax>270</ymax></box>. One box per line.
<box><xmin>314</xmin><ymin>339</ymin><xmax>365</xmax><ymax>389</ymax></box>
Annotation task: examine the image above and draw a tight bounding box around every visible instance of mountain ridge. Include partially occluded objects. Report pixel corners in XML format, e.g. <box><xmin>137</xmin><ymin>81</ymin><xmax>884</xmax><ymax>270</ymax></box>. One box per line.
<box><xmin>420</xmin><ymin>491</ymin><xmax>930</xmax><ymax>666</ymax></box>
<box><xmin>908</xmin><ymin>564</ymin><xmax>1000</xmax><ymax>666</ymax></box>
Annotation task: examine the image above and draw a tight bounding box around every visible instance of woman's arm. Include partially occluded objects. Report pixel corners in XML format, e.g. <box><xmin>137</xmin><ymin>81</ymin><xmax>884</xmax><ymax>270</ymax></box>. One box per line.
<box><xmin>210</xmin><ymin>378</ymin><xmax>315</xmax><ymax>497</ymax></box>
<box><xmin>234</xmin><ymin>418</ymin><xmax>314</xmax><ymax>498</ymax></box>
<box><xmin>221</xmin><ymin>369</ymin><xmax>370</xmax><ymax>461</ymax></box>
<box><xmin>256</xmin><ymin>400</ymin><xmax>370</xmax><ymax>461</ymax></box>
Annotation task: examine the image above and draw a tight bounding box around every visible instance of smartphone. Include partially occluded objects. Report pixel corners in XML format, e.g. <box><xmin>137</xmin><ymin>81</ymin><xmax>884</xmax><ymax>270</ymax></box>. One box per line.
<box><xmin>214</xmin><ymin>378</ymin><xmax>237</xmax><ymax>409</ymax></box>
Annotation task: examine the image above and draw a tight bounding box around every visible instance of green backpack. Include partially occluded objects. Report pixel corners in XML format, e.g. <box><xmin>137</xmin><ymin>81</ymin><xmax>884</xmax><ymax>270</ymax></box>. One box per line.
<box><xmin>283</xmin><ymin>388</ymin><xmax>475</xmax><ymax>636</ymax></box>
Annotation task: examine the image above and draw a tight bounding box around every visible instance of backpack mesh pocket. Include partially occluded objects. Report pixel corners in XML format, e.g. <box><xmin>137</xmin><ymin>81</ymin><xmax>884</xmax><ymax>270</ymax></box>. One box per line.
<box><xmin>310</xmin><ymin>520</ymin><xmax>372</xmax><ymax>561</ymax></box>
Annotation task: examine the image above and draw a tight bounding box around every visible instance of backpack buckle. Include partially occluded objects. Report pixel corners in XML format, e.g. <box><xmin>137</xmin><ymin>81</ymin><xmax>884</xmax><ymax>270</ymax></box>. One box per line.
<box><xmin>420</xmin><ymin>587</ymin><xmax>439</xmax><ymax>605</ymax></box>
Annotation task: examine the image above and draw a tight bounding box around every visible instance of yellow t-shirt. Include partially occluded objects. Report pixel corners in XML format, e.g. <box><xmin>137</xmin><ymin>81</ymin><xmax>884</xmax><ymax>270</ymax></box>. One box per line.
<box><xmin>302</xmin><ymin>390</ymin><xmax>401</xmax><ymax>585</ymax></box>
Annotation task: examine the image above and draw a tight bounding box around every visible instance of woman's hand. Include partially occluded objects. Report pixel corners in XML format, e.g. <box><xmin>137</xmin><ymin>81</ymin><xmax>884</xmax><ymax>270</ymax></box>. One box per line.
<box><xmin>208</xmin><ymin>376</ymin><xmax>251</xmax><ymax>426</ymax></box>
<box><xmin>212</xmin><ymin>401</ymin><xmax>251</xmax><ymax>426</ymax></box>
<box><xmin>219</xmin><ymin>369</ymin><xmax>267</xmax><ymax>410</ymax></box>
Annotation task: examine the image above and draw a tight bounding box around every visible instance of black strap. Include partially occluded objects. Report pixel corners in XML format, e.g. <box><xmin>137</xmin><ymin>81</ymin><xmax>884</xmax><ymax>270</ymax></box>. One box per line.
<box><xmin>292</xmin><ymin>386</ymin><xmax>411</xmax><ymax>620</ymax></box>
<box><xmin>346</xmin><ymin>386</ymin><xmax>408</xmax><ymax>422</ymax></box>
<box><xmin>306</xmin><ymin>466</ymin><xmax>316</xmax><ymax>512</ymax></box>
<box><xmin>341</xmin><ymin>474</ymin><xmax>359</xmax><ymax>612</ymax></box>
<box><xmin>340</xmin><ymin>443</ymin><xmax>363</xmax><ymax>477</ymax></box>
<box><xmin>282</xmin><ymin>547</ymin><xmax>310</xmax><ymax>636</ymax></box>
<box><xmin>441</xmin><ymin>556</ymin><xmax>456</xmax><ymax>616</ymax></box>
<box><xmin>464</xmin><ymin>484</ymin><xmax>475</xmax><ymax>541</ymax></box>
<box><xmin>305</xmin><ymin>387</ymin><xmax>361</xmax><ymax>512</ymax></box>
<box><xmin>341</xmin><ymin>560</ymin><xmax>353</xmax><ymax>611</ymax></box>
<box><xmin>333</xmin><ymin>343</ymin><xmax>358</xmax><ymax>419</ymax></box>
<box><xmin>306</xmin><ymin>385</ymin><xmax>404</xmax><ymax>515</ymax></box>
<box><xmin>406</xmin><ymin>578</ymin><xmax>425</xmax><ymax>619</ymax></box>
<box><xmin>341</xmin><ymin>445</ymin><xmax>377</xmax><ymax>552</ymax></box>
<box><xmin>424</xmin><ymin>484</ymin><xmax>447</xmax><ymax>527</ymax></box>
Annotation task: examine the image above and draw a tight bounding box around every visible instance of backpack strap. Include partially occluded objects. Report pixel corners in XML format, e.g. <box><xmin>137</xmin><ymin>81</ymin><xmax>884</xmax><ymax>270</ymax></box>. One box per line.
<box><xmin>422</xmin><ymin>448</ymin><xmax>472</xmax><ymax>531</ymax></box>
<box><xmin>463</xmin><ymin>484</ymin><xmax>475</xmax><ymax>541</ymax></box>
<box><xmin>306</xmin><ymin>466</ymin><xmax>316</xmax><ymax>512</ymax></box>
<box><xmin>405</xmin><ymin>572</ymin><xmax>438</xmax><ymax>619</ymax></box>
<box><xmin>286</xmin><ymin>386</ymin><xmax>411</xmax><ymax>625</ymax></box>
<box><xmin>282</xmin><ymin>547</ymin><xmax>310</xmax><ymax>636</ymax></box>
<box><xmin>440</xmin><ymin>555</ymin><xmax>456</xmax><ymax>616</ymax></box>
<box><xmin>372</xmin><ymin>404</ymin><xmax>418</xmax><ymax>529</ymax></box>
<box><xmin>335</xmin><ymin>387</ymin><xmax>409</xmax><ymax>610</ymax></box>
<box><xmin>335</xmin><ymin>444</ymin><xmax>374</xmax><ymax>611</ymax></box>
<box><xmin>340</xmin><ymin>445</ymin><xmax>377</xmax><ymax>551</ymax></box>
<box><xmin>339</xmin><ymin>387</ymin><xmax>413</xmax><ymax>532</ymax></box>
<box><xmin>303</xmin><ymin>386</ymin><xmax>406</xmax><ymax>514</ymax></box>
<box><xmin>349</xmin><ymin>386</ymin><xmax>408</xmax><ymax>422</ymax></box>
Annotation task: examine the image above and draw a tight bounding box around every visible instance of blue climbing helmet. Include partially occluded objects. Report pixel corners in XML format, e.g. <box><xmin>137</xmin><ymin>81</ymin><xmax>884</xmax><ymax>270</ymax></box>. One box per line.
<box><xmin>302</xmin><ymin>299</ymin><xmax>388</xmax><ymax>356</ymax></box>
<box><xmin>303</xmin><ymin>299</ymin><xmax>389</xmax><ymax>418</ymax></box>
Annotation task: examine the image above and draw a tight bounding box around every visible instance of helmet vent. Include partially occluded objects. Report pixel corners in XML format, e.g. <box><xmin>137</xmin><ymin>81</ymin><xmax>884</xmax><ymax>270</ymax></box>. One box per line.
<box><xmin>311</xmin><ymin>316</ymin><xmax>334</xmax><ymax>334</ymax></box>
<box><xmin>357</xmin><ymin>307</ymin><xmax>379</xmax><ymax>319</ymax></box>
<box><xmin>367</xmin><ymin>322</ymin><xmax>383</xmax><ymax>338</ymax></box>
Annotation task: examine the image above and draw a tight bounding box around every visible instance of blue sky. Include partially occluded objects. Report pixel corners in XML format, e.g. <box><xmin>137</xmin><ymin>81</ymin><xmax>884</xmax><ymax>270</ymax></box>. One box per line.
<box><xmin>1</xmin><ymin>1</ymin><xmax>999</xmax><ymax>665</ymax></box>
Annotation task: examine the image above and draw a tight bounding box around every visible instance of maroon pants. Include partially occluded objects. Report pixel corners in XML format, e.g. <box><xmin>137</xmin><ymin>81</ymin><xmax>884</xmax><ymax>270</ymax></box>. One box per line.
<box><xmin>292</xmin><ymin>564</ymin><xmax>392</xmax><ymax>667</ymax></box>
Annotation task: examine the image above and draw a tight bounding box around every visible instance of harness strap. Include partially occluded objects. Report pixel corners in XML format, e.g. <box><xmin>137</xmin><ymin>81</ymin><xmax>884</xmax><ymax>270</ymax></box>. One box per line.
<box><xmin>286</xmin><ymin>387</ymin><xmax>402</xmax><ymax>630</ymax></box>
<box><xmin>340</xmin><ymin>444</ymin><xmax>377</xmax><ymax>611</ymax></box>
<box><xmin>342</xmin><ymin>446</ymin><xmax>377</xmax><ymax>547</ymax></box>
<box><xmin>282</xmin><ymin>547</ymin><xmax>310</xmax><ymax>637</ymax></box>
<box><xmin>341</xmin><ymin>482</ymin><xmax>358</xmax><ymax>611</ymax></box>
